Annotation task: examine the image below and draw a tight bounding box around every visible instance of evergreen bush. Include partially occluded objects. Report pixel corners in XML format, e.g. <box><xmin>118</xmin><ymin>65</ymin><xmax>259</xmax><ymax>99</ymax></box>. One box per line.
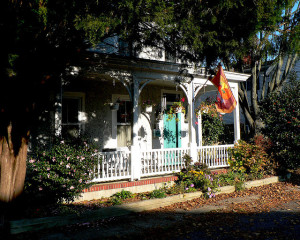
<box><xmin>260</xmin><ymin>72</ymin><xmax>300</xmax><ymax>170</ymax></box>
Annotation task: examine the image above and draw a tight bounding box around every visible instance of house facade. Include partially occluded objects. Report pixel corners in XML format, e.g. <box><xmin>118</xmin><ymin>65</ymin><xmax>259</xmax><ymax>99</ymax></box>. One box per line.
<box><xmin>31</xmin><ymin>36</ymin><xmax>250</xmax><ymax>183</ymax></box>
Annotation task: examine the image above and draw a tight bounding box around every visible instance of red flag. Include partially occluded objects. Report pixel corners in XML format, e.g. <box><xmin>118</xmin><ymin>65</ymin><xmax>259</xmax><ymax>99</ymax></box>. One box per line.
<box><xmin>209</xmin><ymin>66</ymin><xmax>236</xmax><ymax>114</ymax></box>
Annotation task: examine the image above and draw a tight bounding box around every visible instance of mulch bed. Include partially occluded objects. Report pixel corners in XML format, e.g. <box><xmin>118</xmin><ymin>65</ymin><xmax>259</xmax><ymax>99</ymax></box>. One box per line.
<box><xmin>156</xmin><ymin>181</ymin><xmax>300</xmax><ymax>213</ymax></box>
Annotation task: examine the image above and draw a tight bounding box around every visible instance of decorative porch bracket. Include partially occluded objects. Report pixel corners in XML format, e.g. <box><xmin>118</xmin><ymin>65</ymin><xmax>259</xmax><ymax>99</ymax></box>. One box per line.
<box><xmin>108</xmin><ymin>70</ymin><xmax>133</xmax><ymax>100</ymax></box>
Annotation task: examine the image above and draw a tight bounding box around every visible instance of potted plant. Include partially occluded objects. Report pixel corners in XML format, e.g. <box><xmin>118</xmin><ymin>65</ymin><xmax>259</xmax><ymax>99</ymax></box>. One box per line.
<box><xmin>106</xmin><ymin>98</ymin><xmax>120</xmax><ymax>111</ymax></box>
<box><xmin>166</xmin><ymin>97</ymin><xmax>186</xmax><ymax>121</ymax></box>
<box><xmin>170</xmin><ymin>97</ymin><xmax>186</xmax><ymax>113</ymax></box>
<box><xmin>195</xmin><ymin>98</ymin><xmax>219</xmax><ymax>118</ymax></box>
<box><xmin>170</xmin><ymin>101</ymin><xmax>184</xmax><ymax>113</ymax></box>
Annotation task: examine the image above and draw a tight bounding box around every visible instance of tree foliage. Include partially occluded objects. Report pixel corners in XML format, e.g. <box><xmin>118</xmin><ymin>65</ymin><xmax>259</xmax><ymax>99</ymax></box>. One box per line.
<box><xmin>75</xmin><ymin>0</ymin><xmax>276</xmax><ymax>67</ymax></box>
<box><xmin>0</xmin><ymin>1</ymin><xmax>87</xmax><ymax>222</ymax></box>
<box><xmin>234</xmin><ymin>0</ymin><xmax>299</xmax><ymax>136</ymax></box>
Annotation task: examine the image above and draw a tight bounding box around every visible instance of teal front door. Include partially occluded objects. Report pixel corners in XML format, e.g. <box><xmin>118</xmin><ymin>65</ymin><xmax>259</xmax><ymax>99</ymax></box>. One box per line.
<box><xmin>163</xmin><ymin>113</ymin><xmax>181</xmax><ymax>148</ymax></box>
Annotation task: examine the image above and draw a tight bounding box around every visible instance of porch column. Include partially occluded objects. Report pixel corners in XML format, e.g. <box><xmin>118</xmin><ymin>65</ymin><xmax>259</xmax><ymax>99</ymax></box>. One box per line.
<box><xmin>54</xmin><ymin>78</ymin><xmax>63</xmax><ymax>137</ymax></box>
<box><xmin>188</xmin><ymin>81</ymin><xmax>198</xmax><ymax>163</ymax></box>
<box><xmin>233</xmin><ymin>84</ymin><xmax>241</xmax><ymax>143</ymax></box>
<box><xmin>197</xmin><ymin>111</ymin><xmax>202</xmax><ymax>146</ymax></box>
<box><xmin>131</xmin><ymin>75</ymin><xmax>141</xmax><ymax>180</ymax></box>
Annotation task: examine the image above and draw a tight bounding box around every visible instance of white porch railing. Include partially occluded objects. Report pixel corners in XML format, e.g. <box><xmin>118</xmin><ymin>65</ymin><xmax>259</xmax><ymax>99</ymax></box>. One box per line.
<box><xmin>140</xmin><ymin>148</ymin><xmax>189</xmax><ymax>177</ymax></box>
<box><xmin>197</xmin><ymin>144</ymin><xmax>233</xmax><ymax>168</ymax></box>
<box><xmin>91</xmin><ymin>151</ymin><xmax>131</xmax><ymax>182</ymax></box>
<box><xmin>91</xmin><ymin>144</ymin><xmax>233</xmax><ymax>182</ymax></box>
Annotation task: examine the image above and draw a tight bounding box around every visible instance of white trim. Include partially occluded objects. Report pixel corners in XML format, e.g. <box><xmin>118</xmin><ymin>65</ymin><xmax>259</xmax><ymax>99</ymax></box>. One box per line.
<box><xmin>232</xmin><ymin>84</ymin><xmax>241</xmax><ymax>142</ymax></box>
<box><xmin>112</xmin><ymin>94</ymin><xmax>130</xmax><ymax>103</ymax></box>
<box><xmin>160</xmin><ymin>89</ymin><xmax>183</xmax><ymax>110</ymax></box>
<box><xmin>111</xmin><ymin>94</ymin><xmax>132</xmax><ymax>149</ymax></box>
<box><xmin>60</xmin><ymin>92</ymin><xmax>86</xmax><ymax>137</ymax></box>
<box><xmin>224</xmin><ymin>71</ymin><xmax>250</xmax><ymax>82</ymax></box>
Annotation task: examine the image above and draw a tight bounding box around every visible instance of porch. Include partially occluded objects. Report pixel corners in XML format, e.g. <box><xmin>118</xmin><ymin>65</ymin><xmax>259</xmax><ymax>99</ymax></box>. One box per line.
<box><xmin>91</xmin><ymin>144</ymin><xmax>233</xmax><ymax>183</ymax></box>
<box><xmin>54</xmin><ymin>55</ymin><xmax>250</xmax><ymax>184</ymax></box>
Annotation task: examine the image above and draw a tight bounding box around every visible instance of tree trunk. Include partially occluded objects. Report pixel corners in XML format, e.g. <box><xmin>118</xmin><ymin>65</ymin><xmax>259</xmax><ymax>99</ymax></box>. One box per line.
<box><xmin>0</xmin><ymin>123</ymin><xmax>28</xmax><ymax>236</ymax></box>
<box><xmin>0</xmin><ymin>124</ymin><xmax>28</xmax><ymax>203</ymax></box>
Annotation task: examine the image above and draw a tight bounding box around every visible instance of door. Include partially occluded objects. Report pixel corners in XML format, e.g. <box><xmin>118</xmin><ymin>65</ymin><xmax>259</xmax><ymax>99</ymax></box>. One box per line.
<box><xmin>163</xmin><ymin>113</ymin><xmax>181</xmax><ymax>167</ymax></box>
<box><xmin>163</xmin><ymin>113</ymin><xmax>181</xmax><ymax>148</ymax></box>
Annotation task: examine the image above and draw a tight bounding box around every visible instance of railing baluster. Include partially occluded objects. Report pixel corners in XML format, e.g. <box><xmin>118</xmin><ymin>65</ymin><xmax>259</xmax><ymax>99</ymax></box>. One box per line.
<box><xmin>105</xmin><ymin>154</ymin><xmax>108</xmax><ymax>178</ymax></box>
<box><xmin>97</xmin><ymin>154</ymin><xmax>100</xmax><ymax>179</ymax></box>
<box><xmin>91</xmin><ymin>145</ymin><xmax>233</xmax><ymax>182</ymax></box>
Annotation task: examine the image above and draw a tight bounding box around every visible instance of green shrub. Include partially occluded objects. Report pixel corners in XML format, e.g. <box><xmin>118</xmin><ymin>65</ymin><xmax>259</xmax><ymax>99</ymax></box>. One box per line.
<box><xmin>112</xmin><ymin>190</ymin><xmax>133</xmax><ymax>200</ymax></box>
<box><xmin>110</xmin><ymin>197</ymin><xmax>123</xmax><ymax>205</ymax></box>
<box><xmin>217</xmin><ymin>171</ymin><xmax>247</xmax><ymax>187</ymax></box>
<box><xmin>150</xmin><ymin>189</ymin><xmax>166</xmax><ymax>199</ymax></box>
<box><xmin>260</xmin><ymin>73</ymin><xmax>300</xmax><ymax>170</ymax></box>
<box><xmin>183</xmin><ymin>154</ymin><xmax>193</xmax><ymax>171</ymax></box>
<box><xmin>234</xmin><ymin>180</ymin><xmax>245</xmax><ymax>192</ymax></box>
<box><xmin>228</xmin><ymin>139</ymin><xmax>274</xmax><ymax>177</ymax></box>
<box><xmin>25</xmin><ymin>139</ymin><xmax>98</xmax><ymax>204</ymax></box>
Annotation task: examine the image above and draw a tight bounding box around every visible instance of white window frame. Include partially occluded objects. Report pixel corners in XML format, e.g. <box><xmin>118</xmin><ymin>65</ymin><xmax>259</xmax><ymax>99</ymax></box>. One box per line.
<box><xmin>161</xmin><ymin>89</ymin><xmax>183</xmax><ymax>111</ymax></box>
<box><xmin>61</xmin><ymin>92</ymin><xmax>86</xmax><ymax>137</ymax></box>
<box><xmin>112</xmin><ymin>94</ymin><xmax>131</xmax><ymax>126</ymax></box>
<box><xmin>110</xmin><ymin>94</ymin><xmax>132</xmax><ymax>148</ymax></box>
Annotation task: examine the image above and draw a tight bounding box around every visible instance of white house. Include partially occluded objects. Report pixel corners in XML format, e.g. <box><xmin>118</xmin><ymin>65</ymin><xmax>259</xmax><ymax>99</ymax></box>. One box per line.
<box><xmin>34</xmin><ymin>36</ymin><xmax>250</xmax><ymax>183</ymax></box>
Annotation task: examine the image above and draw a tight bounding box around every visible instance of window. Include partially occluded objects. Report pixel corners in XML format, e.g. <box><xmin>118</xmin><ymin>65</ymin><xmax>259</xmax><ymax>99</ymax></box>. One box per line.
<box><xmin>61</xmin><ymin>92</ymin><xmax>85</xmax><ymax>139</ymax></box>
<box><xmin>117</xmin><ymin>100</ymin><xmax>132</xmax><ymax>124</ymax></box>
<box><xmin>111</xmin><ymin>95</ymin><xmax>132</xmax><ymax>148</ymax></box>
<box><xmin>62</xmin><ymin>98</ymin><xmax>80</xmax><ymax>124</ymax></box>
<box><xmin>162</xmin><ymin>92</ymin><xmax>181</xmax><ymax>111</ymax></box>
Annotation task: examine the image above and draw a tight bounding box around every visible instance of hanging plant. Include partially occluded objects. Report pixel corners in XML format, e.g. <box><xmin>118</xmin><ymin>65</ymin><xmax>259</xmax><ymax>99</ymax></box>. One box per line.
<box><xmin>195</xmin><ymin>98</ymin><xmax>225</xmax><ymax>145</ymax></box>
<box><xmin>166</xmin><ymin>97</ymin><xmax>186</xmax><ymax>121</ymax></box>
<box><xmin>141</xmin><ymin>99</ymin><xmax>157</xmax><ymax>113</ymax></box>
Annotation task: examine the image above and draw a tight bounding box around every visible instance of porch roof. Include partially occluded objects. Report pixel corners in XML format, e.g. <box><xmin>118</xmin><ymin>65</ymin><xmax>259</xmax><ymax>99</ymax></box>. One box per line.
<box><xmin>78</xmin><ymin>52</ymin><xmax>250</xmax><ymax>84</ymax></box>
